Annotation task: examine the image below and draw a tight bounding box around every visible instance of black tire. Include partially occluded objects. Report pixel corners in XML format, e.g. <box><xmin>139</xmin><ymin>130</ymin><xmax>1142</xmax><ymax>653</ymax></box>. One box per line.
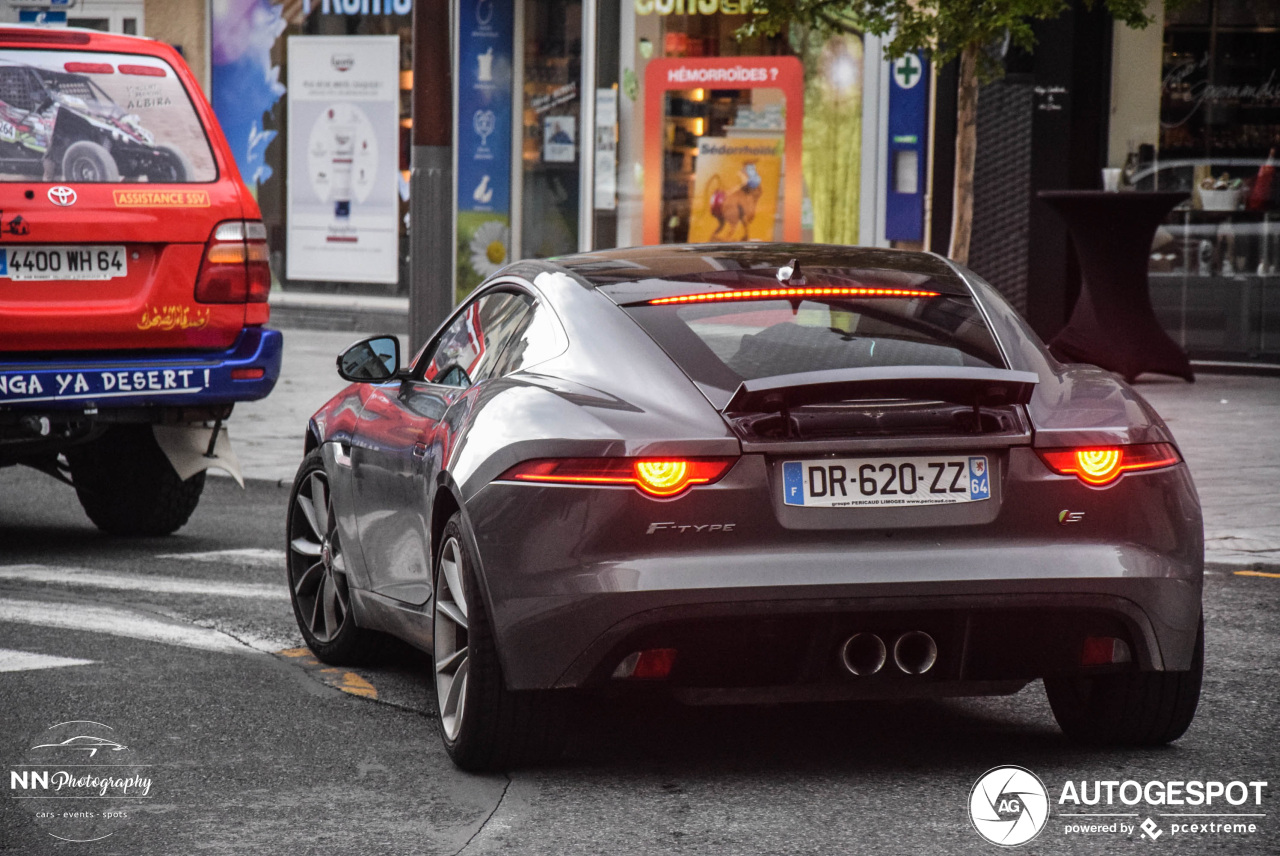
<box><xmin>149</xmin><ymin>144</ymin><xmax>191</xmax><ymax>182</ymax></box>
<box><xmin>433</xmin><ymin>513</ymin><xmax>567</xmax><ymax>771</ymax></box>
<box><xmin>1045</xmin><ymin>618</ymin><xmax>1204</xmax><ymax>746</ymax></box>
<box><xmin>286</xmin><ymin>449</ymin><xmax>384</xmax><ymax>666</ymax></box>
<box><xmin>66</xmin><ymin>425</ymin><xmax>205</xmax><ymax>536</ymax></box>
<box><xmin>62</xmin><ymin>140</ymin><xmax>120</xmax><ymax>182</ymax></box>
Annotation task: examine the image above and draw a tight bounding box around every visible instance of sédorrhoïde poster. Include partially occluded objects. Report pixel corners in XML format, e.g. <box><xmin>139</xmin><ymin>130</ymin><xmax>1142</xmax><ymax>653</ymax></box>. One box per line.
<box><xmin>286</xmin><ymin>36</ymin><xmax>399</xmax><ymax>284</ymax></box>
<box><xmin>688</xmin><ymin>138</ymin><xmax>783</xmax><ymax>243</ymax></box>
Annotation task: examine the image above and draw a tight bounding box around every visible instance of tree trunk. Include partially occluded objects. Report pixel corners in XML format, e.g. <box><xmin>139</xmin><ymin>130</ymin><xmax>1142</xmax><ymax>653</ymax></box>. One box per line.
<box><xmin>948</xmin><ymin>43</ymin><xmax>981</xmax><ymax>265</ymax></box>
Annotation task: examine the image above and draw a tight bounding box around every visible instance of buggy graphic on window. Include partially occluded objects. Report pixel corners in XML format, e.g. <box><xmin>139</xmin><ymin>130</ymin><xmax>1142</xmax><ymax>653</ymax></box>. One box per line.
<box><xmin>0</xmin><ymin>51</ymin><xmax>215</xmax><ymax>183</ymax></box>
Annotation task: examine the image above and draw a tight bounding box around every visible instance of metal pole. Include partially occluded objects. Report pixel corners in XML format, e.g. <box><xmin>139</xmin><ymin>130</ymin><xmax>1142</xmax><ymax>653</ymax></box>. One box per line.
<box><xmin>410</xmin><ymin>0</ymin><xmax>455</xmax><ymax>349</ymax></box>
<box><xmin>578</xmin><ymin>0</ymin><xmax>597</xmax><ymax>252</ymax></box>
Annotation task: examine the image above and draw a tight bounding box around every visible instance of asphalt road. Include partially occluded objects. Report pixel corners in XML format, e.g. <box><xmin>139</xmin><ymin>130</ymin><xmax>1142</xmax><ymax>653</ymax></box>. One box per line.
<box><xmin>2</xmin><ymin>465</ymin><xmax>1278</xmax><ymax>855</ymax></box>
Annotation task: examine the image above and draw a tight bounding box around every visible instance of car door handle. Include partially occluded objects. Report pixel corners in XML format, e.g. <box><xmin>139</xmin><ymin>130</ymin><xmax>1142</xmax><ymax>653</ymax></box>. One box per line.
<box><xmin>412</xmin><ymin>442</ymin><xmax>428</xmax><ymax>459</ymax></box>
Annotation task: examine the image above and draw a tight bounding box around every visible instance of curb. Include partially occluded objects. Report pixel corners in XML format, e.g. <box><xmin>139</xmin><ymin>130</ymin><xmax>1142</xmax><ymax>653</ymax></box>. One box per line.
<box><xmin>269</xmin><ymin>292</ymin><xmax>409</xmax><ymax>334</ymax></box>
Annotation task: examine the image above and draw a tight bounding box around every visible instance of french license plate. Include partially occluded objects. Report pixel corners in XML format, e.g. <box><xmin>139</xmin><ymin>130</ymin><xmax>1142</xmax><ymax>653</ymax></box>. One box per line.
<box><xmin>0</xmin><ymin>245</ymin><xmax>127</xmax><ymax>280</ymax></box>
<box><xmin>782</xmin><ymin>455</ymin><xmax>991</xmax><ymax>508</ymax></box>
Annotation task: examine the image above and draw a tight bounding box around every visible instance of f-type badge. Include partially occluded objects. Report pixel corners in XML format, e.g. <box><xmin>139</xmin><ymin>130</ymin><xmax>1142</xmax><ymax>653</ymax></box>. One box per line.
<box><xmin>1059</xmin><ymin>510</ymin><xmax>1085</xmax><ymax>525</ymax></box>
<box><xmin>646</xmin><ymin>521</ymin><xmax>736</xmax><ymax>535</ymax></box>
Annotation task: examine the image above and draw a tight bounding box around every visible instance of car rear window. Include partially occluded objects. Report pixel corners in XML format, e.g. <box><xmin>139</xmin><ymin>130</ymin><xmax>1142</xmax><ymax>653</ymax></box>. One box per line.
<box><xmin>622</xmin><ymin>274</ymin><xmax>1006</xmax><ymax>407</ymax></box>
<box><xmin>0</xmin><ymin>49</ymin><xmax>215</xmax><ymax>182</ymax></box>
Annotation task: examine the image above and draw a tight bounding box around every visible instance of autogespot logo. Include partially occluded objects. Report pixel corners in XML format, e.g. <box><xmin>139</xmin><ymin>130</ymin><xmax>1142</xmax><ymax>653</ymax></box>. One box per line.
<box><xmin>969</xmin><ymin>766</ymin><xmax>1050</xmax><ymax>847</ymax></box>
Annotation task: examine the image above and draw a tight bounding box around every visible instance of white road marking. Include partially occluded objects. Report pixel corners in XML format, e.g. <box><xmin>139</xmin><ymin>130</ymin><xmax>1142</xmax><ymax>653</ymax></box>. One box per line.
<box><xmin>0</xmin><ymin>648</ymin><xmax>96</xmax><ymax>673</ymax></box>
<box><xmin>0</xmin><ymin>599</ymin><xmax>256</xmax><ymax>654</ymax></box>
<box><xmin>154</xmin><ymin>548</ymin><xmax>286</xmax><ymax>567</ymax></box>
<box><xmin>0</xmin><ymin>564</ymin><xmax>288</xmax><ymax>600</ymax></box>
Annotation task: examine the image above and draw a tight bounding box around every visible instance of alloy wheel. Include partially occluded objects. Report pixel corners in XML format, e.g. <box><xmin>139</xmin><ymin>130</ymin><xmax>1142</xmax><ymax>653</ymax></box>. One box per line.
<box><xmin>288</xmin><ymin>469</ymin><xmax>350</xmax><ymax>644</ymax></box>
<box><xmin>433</xmin><ymin>536</ymin><xmax>470</xmax><ymax>741</ymax></box>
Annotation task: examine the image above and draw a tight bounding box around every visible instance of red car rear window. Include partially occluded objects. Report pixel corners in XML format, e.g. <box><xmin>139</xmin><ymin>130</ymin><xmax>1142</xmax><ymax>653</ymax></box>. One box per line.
<box><xmin>0</xmin><ymin>49</ymin><xmax>215</xmax><ymax>183</ymax></box>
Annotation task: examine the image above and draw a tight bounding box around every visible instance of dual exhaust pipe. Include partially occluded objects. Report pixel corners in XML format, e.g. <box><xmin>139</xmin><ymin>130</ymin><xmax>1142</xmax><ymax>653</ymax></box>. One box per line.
<box><xmin>841</xmin><ymin>631</ymin><xmax>937</xmax><ymax>677</ymax></box>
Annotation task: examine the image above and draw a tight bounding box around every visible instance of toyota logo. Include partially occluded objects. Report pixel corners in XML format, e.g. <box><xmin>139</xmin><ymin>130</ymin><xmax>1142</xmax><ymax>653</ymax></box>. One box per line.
<box><xmin>48</xmin><ymin>186</ymin><xmax>77</xmax><ymax>206</ymax></box>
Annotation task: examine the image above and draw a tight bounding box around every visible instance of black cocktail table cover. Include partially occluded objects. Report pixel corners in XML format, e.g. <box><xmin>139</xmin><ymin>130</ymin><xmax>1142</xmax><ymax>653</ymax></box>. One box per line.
<box><xmin>1038</xmin><ymin>190</ymin><xmax>1193</xmax><ymax>382</ymax></box>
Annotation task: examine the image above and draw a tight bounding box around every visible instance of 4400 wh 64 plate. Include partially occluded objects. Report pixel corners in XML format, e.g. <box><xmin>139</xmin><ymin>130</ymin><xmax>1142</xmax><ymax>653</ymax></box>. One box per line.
<box><xmin>782</xmin><ymin>455</ymin><xmax>991</xmax><ymax>508</ymax></box>
<box><xmin>0</xmin><ymin>245</ymin><xmax>127</xmax><ymax>280</ymax></box>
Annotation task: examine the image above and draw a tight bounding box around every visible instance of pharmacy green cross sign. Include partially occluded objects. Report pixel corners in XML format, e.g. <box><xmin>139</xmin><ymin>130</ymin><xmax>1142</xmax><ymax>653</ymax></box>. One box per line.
<box><xmin>893</xmin><ymin>54</ymin><xmax>922</xmax><ymax>90</ymax></box>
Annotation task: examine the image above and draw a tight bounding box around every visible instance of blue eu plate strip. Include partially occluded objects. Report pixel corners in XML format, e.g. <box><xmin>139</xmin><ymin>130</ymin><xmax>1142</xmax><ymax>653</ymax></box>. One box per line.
<box><xmin>783</xmin><ymin>461</ymin><xmax>804</xmax><ymax>506</ymax></box>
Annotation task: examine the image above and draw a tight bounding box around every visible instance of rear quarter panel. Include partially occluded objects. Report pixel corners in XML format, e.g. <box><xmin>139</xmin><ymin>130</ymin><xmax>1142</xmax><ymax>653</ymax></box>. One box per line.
<box><xmin>957</xmin><ymin>263</ymin><xmax>1180</xmax><ymax>449</ymax></box>
<box><xmin>447</xmin><ymin>269</ymin><xmax>741</xmax><ymax>501</ymax></box>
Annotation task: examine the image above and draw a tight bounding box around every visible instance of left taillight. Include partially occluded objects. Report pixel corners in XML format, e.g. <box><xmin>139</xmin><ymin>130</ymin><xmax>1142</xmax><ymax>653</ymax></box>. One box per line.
<box><xmin>498</xmin><ymin>457</ymin><xmax>737</xmax><ymax>498</ymax></box>
<box><xmin>1037</xmin><ymin>443</ymin><xmax>1180</xmax><ymax>486</ymax></box>
<box><xmin>195</xmin><ymin>220</ymin><xmax>271</xmax><ymax>317</ymax></box>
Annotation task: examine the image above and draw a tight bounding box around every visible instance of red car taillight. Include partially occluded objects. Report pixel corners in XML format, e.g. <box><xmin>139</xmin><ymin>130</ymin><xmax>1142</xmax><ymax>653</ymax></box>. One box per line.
<box><xmin>1037</xmin><ymin>443</ymin><xmax>1180</xmax><ymax>486</ymax></box>
<box><xmin>1081</xmin><ymin>636</ymin><xmax>1132</xmax><ymax>666</ymax></box>
<box><xmin>195</xmin><ymin>220</ymin><xmax>271</xmax><ymax>306</ymax></box>
<box><xmin>612</xmin><ymin>648</ymin><xmax>678</xmax><ymax>679</ymax></box>
<box><xmin>499</xmin><ymin>457</ymin><xmax>736</xmax><ymax>498</ymax></box>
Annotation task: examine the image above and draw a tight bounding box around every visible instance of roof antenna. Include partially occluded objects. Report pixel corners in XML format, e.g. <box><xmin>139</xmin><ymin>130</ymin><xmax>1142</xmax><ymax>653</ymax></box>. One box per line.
<box><xmin>776</xmin><ymin>258</ymin><xmax>800</xmax><ymax>285</ymax></box>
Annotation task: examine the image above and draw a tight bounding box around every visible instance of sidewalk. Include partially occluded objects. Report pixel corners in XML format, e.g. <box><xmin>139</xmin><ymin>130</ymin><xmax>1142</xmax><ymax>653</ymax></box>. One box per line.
<box><xmin>231</xmin><ymin>326</ymin><xmax>1280</xmax><ymax>568</ymax></box>
<box><xmin>268</xmin><ymin>291</ymin><xmax>409</xmax><ymax>334</ymax></box>
<box><xmin>229</xmin><ymin>329</ymin><xmax>370</xmax><ymax>484</ymax></box>
<box><xmin>1134</xmin><ymin>375</ymin><xmax>1280</xmax><ymax>566</ymax></box>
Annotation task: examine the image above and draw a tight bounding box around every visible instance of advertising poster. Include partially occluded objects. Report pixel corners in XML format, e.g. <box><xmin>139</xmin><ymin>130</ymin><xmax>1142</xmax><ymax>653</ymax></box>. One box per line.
<box><xmin>0</xmin><ymin>49</ymin><xmax>216</xmax><ymax>183</ymax></box>
<box><xmin>688</xmin><ymin>137</ymin><xmax>783</xmax><ymax>243</ymax></box>
<box><xmin>542</xmin><ymin>115</ymin><xmax>576</xmax><ymax>163</ymax></box>
<box><xmin>643</xmin><ymin>57</ymin><xmax>804</xmax><ymax>245</ymax></box>
<box><xmin>594</xmin><ymin>88</ymin><xmax>617</xmax><ymax>210</ymax></box>
<box><xmin>286</xmin><ymin>36</ymin><xmax>400</xmax><ymax>285</ymax></box>
<box><xmin>210</xmin><ymin>0</ymin><xmax>287</xmax><ymax>189</ymax></box>
<box><xmin>456</xmin><ymin>0</ymin><xmax>513</xmax><ymax>297</ymax></box>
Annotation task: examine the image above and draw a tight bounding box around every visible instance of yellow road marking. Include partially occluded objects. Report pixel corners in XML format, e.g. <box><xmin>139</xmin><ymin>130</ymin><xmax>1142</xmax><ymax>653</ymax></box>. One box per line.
<box><xmin>1234</xmin><ymin>570</ymin><xmax>1280</xmax><ymax>579</ymax></box>
<box><xmin>335</xmin><ymin>672</ymin><xmax>378</xmax><ymax>699</ymax></box>
<box><xmin>275</xmin><ymin>648</ymin><xmax>378</xmax><ymax>699</ymax></box>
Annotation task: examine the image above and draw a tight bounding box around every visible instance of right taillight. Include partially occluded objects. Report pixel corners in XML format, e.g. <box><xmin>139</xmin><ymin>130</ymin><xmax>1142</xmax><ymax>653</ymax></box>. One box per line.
<box><xmin>195</xmin><ymin>220</ymin><xmax>271</xmax><ymax>305</ymax></box>
<box><xmin>1037</xmin><ymin>443</ymin><xmax>1180</xmax><ymax>486</ymax></box>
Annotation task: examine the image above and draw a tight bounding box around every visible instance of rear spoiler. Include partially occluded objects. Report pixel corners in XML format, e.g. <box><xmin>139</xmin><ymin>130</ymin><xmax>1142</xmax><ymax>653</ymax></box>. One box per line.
<box><xmin>723</xmin><ymin>366</ymin><xmax>1040</xmax><ymax>413</ymax></box>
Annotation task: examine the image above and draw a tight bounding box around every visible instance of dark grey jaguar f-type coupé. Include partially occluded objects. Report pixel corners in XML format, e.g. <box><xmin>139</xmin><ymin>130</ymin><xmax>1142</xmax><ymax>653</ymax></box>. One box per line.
<box><xmin>286</xmin><ymin>244</ymin><xmax>1203</xmax><ymax>770</ymax></box>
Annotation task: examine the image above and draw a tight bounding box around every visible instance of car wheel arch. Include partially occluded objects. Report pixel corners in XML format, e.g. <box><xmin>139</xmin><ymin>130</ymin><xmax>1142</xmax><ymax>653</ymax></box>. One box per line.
<box><xmin>430</xmin><ymin>484</ymin><xmax>461</xmax><ymax>574</ymax></box>
<box><xmin>303</xmin><ymin>421</ymin><xmax>321</xmax><ymax>455</ymax></box>
<box><xmin>430</xmin><ymin>483</ymin><xmax>510</xmax><ymax>673</ymax></box>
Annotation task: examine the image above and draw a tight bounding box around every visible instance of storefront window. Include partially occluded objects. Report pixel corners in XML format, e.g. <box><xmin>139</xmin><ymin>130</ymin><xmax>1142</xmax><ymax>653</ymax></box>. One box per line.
<box><xmin>596</xmin><ymin>3</ymin><xmax>864</xmax><ymax>252</ymax></box>
<box><xmin>1146</xmin><ymin>0</ymin><xmax>1280</xmax><ymax>360</ymax></box>
<box><xmin>660</xmin><ymin>86</ymin><xmax>787</xmax><ymax>243</ymax></box>
<box><xmin>213</xmin><ymin>2</ymin><xmax>413</xmax><ymax>295</ymax></box>
<box><xmin>521</xmin><ymin>0</ymin><xmax>582</xmax><ymax>258</ymax></box>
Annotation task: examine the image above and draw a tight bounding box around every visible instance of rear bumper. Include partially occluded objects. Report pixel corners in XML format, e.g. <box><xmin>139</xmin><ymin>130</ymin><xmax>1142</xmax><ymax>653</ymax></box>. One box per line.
<box><xmin>541</xmin><ymin>587</ymin><xmax>1195</xmax><ymax>702</ymax></box>
<box><xmin>0</xmin><ymin>327</ymin><xmax>282</xmax><ymax>411</ymax></box>
<box><xmin>467</xmin><ymin>477</ymin><xmax>1203</xmax><ymax>696</ymax></box>
<box><xmin>487</xmin><ymin>563</ymin><xmax>1202</xmax><ymax>696</ymax></box>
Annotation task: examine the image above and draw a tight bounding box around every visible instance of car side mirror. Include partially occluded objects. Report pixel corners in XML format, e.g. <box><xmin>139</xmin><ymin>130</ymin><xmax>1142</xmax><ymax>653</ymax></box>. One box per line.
<box><xmin>337</xmin><ymin>335</ymin><xmax>401</xmax><ymax>383</ymax></box>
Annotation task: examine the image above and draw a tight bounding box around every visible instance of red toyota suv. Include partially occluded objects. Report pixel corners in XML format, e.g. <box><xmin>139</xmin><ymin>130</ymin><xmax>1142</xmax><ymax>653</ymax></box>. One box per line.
<box><xmin>0</xmin><ymin>26</ymin><xmax>281</xmax><ymax>535</ymax></box>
